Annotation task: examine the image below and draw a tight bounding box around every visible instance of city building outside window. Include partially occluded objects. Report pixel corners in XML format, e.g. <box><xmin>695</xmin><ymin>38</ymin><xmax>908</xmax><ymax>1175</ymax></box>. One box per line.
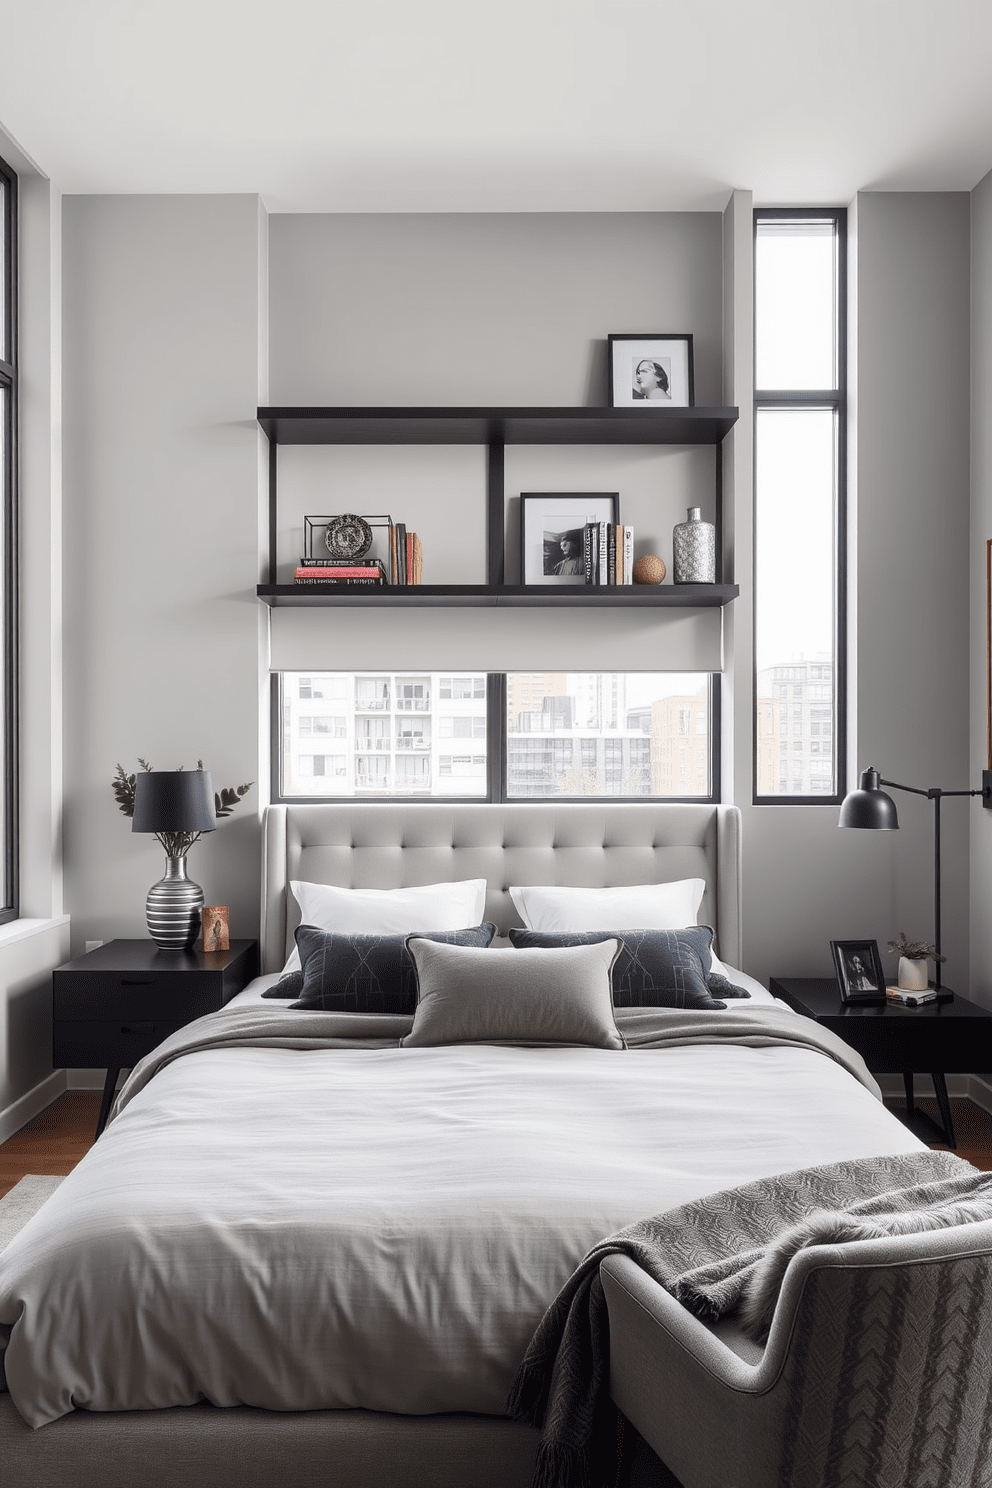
<box><xmin>277</xmin><ymin>673</ymin><xmax>716</xmax><ymax>802</ymax></box>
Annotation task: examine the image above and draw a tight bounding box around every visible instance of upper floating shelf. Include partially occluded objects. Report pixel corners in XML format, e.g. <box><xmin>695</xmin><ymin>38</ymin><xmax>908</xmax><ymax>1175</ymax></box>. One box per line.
<box><xmin>256</xmin><ymin>406</ymin><xmax>739</xmax><ymax>447</ymax></box>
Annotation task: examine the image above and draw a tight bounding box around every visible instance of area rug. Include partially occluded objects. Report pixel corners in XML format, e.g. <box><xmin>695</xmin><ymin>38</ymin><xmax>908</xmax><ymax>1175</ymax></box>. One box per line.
<box><xmin>0</xmin><ymin>1175</ymin><xmax>64</xmax><ymax>1252</ymax></box>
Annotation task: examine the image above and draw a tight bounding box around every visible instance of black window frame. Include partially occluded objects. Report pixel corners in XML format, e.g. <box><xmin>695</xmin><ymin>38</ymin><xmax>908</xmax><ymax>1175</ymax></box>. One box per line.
<box><xmin>752</xmin><ymin>206</ymin><xmax>847</xmax><ymax>808</ymax></box>
<box><xmin>271</xmin><ymin>672</ymin><xmax>721</xmax><ymax>805</ymax></box>
<box><xmin>0</xmin><ymin>151</ymin><xmax>17</xmax><ymax>921</ymax></box>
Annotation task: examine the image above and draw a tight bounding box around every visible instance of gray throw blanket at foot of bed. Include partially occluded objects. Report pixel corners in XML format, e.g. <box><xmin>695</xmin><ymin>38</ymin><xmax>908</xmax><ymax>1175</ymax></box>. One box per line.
<box><xmin>507</xmin><ymin>1147</ymin><xmax>992</xmax><ymax>1488</ymax></box>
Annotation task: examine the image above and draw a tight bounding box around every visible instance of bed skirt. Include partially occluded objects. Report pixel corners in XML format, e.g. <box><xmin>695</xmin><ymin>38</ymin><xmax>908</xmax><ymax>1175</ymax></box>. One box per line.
<box><xmin>0</xmin><ymin>1396</ymin><xmax>540</xmax><ymax>1488</ymax></box>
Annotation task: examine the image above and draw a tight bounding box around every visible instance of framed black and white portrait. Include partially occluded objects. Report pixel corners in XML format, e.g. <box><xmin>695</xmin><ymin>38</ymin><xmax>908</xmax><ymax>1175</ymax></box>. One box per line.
<box><xmin>520</xmin><ymin>492</ymin><xmax>620</xmax><ymax>586</ymax></box>
<box><xmin>830</xmin><ymin>939</ymin><xmax>886</xmax><ymax>1004</ymax></box>
<box><xmin>608</xmin><ymin>334</ymin><xmax>694</xmax><ymax>410</ymax></box>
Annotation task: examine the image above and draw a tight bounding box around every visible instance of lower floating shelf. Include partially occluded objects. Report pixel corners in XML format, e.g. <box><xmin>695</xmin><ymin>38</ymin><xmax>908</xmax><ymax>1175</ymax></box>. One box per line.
<box><xmin>257</xmin><ymin>583</ymin><xmax>739</xmax><ymax>609</ymax></box>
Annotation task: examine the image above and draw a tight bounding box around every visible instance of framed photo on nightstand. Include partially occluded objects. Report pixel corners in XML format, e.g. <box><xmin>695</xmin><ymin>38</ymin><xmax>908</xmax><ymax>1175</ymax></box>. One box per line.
<box><xmin>830</xmin><ymin>938</ymin><xmax>887</xmax><ymax>1004</ymax></box>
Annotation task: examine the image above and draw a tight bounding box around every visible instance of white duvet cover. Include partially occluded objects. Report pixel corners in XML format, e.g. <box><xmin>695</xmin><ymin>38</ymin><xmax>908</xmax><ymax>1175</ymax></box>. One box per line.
<box><xmin>0</xmin><ymin>1004</ymin><xmax>922</xmax><ymax>1429</ymax></box>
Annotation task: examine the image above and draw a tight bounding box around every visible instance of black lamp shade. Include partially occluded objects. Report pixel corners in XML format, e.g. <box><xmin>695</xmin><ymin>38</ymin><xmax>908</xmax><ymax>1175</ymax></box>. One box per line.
<box><xmin>838</xmin><ymin>767</ymin><xmax>900</xmax><ymax>830</ymax></box>
<box><xmin>132</xmin><ymin>770</ymin><xmax>217</xmax><ymax>834</ymax></box>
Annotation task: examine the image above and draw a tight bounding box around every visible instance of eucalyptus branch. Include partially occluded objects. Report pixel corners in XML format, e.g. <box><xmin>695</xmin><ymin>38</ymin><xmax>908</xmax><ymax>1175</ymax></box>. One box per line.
<box><xmin>112</xmin><ymin>759</ymin><xmax>253</xmax><ymax>856</ymax></box>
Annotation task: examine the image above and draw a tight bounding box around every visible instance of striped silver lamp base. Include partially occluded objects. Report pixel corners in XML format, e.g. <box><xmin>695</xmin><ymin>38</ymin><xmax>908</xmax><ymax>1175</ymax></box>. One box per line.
<box><xmin>146</xmin><ymin>856</ymin><xmax>204</xmax><ymax>950</ymax></box>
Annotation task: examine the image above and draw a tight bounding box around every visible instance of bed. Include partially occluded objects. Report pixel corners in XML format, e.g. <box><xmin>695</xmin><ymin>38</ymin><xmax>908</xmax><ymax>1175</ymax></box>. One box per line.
<box><xmin>0</xmin><ymin>801</ymin><xmax>924</xmax><ymax>1488</ymax></box>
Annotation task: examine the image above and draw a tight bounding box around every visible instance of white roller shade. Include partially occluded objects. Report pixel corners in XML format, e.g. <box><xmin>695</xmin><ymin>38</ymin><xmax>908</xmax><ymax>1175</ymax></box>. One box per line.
<box><xmin>267</xmin><ymin>606</ymin><xmax>723</xmax><ymax>673</ymax></box>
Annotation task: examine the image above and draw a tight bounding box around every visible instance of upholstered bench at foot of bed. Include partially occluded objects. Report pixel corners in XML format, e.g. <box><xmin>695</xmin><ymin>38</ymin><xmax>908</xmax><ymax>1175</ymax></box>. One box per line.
<box><xmin>603</xmin><ymin>1220</ymin><xmax>992</xmax><ymax>1488</ymax></box>
<box><xmin>0</xmin><ymin>1397</ymin><xmax>540</xmax><ymax>1488</ymax></box>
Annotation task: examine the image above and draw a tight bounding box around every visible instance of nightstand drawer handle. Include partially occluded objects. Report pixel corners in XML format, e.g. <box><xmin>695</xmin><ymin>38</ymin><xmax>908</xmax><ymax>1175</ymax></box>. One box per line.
<box><xmin>120</xmin><ymin>1022</ymin><xmax>155</xmax><ymax>1035</ymax></box>
<box><xmin>120</xmin><ymin>978</ymin><xmax>154</xmax><ymax>987</ymax></box>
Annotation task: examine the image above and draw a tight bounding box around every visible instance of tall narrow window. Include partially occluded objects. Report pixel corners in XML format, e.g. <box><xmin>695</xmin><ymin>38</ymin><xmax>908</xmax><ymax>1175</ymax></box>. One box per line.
<box><xmin>0</xmin><ymin>153</ymin><xmax>16</xmax><ymax>917</ymax></box>
<box><xmin>753</xmin><ymin>210</ymin><xmax>846</xmax><ymax>803</ymax></box>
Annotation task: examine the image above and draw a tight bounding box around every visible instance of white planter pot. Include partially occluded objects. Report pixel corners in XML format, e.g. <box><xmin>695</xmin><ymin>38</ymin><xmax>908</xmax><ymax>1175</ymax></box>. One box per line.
<box><xmin>897</xmin><ymin>956</ymin><xmax>929</xmax><ymax>991</ymax></box>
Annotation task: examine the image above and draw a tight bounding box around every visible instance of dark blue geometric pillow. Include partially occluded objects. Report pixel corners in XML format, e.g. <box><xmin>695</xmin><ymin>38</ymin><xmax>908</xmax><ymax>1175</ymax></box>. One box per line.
<box><xmin>286</xmin><ymin>923</ymin><xmax>498</xmax><ymax>1013</ymax></box>
<box><xmin>508</xmin><ymin>926</ymin><xmax>748</xmax><ymax>1010</ymax></box>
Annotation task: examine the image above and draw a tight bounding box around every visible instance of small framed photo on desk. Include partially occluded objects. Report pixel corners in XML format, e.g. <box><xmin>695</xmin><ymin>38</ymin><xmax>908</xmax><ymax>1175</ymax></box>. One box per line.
<box><xmin>831</xmin><ymin>938</ymin><xmax>887</xmax><ymax>1004</ymax></box>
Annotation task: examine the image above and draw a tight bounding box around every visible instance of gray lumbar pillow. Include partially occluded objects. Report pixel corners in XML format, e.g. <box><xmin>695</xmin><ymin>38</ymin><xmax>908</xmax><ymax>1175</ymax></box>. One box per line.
<box><xmin>400</xmin><ymin>936</ymin><xmax>625</xmax><ymax>1049</ymax></box>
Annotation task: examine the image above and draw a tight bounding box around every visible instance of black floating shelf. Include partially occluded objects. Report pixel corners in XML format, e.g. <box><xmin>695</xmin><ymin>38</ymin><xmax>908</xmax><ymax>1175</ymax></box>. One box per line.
<box><xmin>257</xmin><ymin>405</ymin><xmax>739</xmax><ymax>447</ymax></box>
<box><xmin>257</xmin><ymin>583</ymin><xmax>739</xmax><ymax>609</ymax></box>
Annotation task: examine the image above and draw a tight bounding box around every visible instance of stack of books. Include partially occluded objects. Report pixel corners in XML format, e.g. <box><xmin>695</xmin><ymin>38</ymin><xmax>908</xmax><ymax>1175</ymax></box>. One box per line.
<box><xmin>583</xmin><ymin>523</ymin><xmax>633</xmax><ymax>585</ymax></box>
<box><xmin>885</xmin><ymin>985</ymin><xmax>938</xmax><ymax>1007</ymax></box>
<box><xmin>293</xmin><ymin>558</ymin><xmax>388</xmax><ymax>588</ymax></box>
<box><xmin>390</xmin><ymin>524</ymin><xmax>423</xmax><ymax>586</ymax></box>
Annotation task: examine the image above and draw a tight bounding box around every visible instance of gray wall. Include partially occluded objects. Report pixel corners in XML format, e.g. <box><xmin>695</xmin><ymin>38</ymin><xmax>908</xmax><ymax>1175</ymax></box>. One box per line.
<box><xmin>269</xmin><ymin>213</ymin><xmax>725</xmax><ymax>407</ymax></box>
<box><xmin>972</xmin><ymin>170</ymin><xmax>992</xmax><ymax>1003</ymax></box>
<box><xmin>55</xmin><ymin>193</ymin><xmax>977</xmax><ymax>1002</ymax></box>
<box><xmin>62</xmin><ymin>195</ymin><xmax>265</xmax><ymax>956</ymax></box>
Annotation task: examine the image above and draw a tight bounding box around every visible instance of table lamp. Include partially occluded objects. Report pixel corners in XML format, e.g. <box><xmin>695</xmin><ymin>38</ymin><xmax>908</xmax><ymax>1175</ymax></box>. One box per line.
<box><xmin>132</xmin><ymin>770</ymin><xmax>216</xmax><ymax>949</ymax></box>
<box><xmin>839</xmin><ymin>766</ymin><xmax>992</xmax><ymax>991</ymax></box>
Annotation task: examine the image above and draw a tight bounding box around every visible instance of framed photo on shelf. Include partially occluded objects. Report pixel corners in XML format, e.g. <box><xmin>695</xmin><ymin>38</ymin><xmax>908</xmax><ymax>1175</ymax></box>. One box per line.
<box><xmin>830</xmin><ymin>938</ymin><xmax>887</xmax><ymax>1004</ymax></box>
<box><xmin>520</xmin><ymin>492</ymin><xmax>620</xmax><ymax>586</ymax></box>
<box><xmin>608</xmin><ymin>333</ymin><xmax>694</xmax><ymax>409</ymax></box>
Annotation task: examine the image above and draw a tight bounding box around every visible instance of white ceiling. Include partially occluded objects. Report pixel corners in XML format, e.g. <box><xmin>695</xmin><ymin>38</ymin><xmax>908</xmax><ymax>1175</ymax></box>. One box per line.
<box><xmin>2</xmin><ymin>0</ymin><xmax>992</xmax><ymax>212</ymax></box>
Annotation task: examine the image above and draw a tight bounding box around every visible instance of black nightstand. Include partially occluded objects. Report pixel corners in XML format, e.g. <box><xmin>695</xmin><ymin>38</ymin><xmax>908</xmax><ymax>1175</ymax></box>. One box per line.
<box><xmin>769</xmin><ymin>977</ymin><xmax>992</xmax><ymax>1149</ymax></box>
<box><xmin>53</xmin><ymin>939</ymin><xmax>259</xmax><ymax>1138</ymax></box>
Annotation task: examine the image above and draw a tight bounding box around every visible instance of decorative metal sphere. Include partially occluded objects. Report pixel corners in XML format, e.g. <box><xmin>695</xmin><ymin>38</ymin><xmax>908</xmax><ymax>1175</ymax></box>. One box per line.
<box><xmin>633</xmin><ymin>554</ymin><xmax>666</xmax><ymax>585</ymax></box>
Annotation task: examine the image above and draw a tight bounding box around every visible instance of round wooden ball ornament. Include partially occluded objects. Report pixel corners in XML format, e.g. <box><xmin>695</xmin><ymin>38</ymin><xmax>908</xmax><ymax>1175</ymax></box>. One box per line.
<box><xmin>633</xmin><ymin>554</ymin><xmax>666</xmax><ymax>585</ymax></box>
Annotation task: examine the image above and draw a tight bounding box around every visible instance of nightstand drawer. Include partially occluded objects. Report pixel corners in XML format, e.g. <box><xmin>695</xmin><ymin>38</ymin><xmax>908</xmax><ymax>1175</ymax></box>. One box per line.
<box><xmin>53</xmin><ymin>1019</ymin><xmax>183</xmax><ymax>1067</ymax></box>
<box><xmin>53</xmin><ymin>975</ymin><xmax>223</xmax><ymax>1022</ymax></box>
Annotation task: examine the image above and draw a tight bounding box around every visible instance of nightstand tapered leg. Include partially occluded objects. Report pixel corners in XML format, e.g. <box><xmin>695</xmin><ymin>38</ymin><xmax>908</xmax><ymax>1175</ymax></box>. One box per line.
<box><xmin>932</xmin><ymin>1073</ymin><xmax>957</xmax><ymax>1148</ymax></box>
<box><xmin>903</xmin><ymin>1072</ymin><xmax>915</xmax><ymax>1117</ymax></box>
<box><xmin>95</xmin><ymin>1067</ymin><xmax>120</xmax><ymax>1139</ymax></box>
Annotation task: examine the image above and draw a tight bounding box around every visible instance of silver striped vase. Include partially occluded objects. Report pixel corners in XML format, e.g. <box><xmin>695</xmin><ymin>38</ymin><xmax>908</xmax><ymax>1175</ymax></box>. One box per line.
<box><xmin>145</xmin><ymin>856</ymin><xmax>204</xmax><ymax>950</ymax></box>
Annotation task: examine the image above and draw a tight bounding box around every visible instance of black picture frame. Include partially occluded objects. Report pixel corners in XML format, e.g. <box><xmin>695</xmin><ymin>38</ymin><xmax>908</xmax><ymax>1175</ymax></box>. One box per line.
<box><xmin>830</xmin><ymin>939</ymin><xmax>887</xmax><ymax>1004</ymax></box>
<box><xmin>519</xmin><ymin>492</ymin><xmax>620</xmax><ymax>586</ymax></box>
<box><xmin>608</xmin><ymin>333</ymin><xmax>695</xmax><ymax>410</ymax></box>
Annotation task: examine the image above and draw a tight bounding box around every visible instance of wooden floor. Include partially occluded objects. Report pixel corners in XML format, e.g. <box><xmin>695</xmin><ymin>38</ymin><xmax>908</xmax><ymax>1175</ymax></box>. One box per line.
<box><xmin>0</xmin><ymin>1091</ymin><xmax>102</xmax><ymax>1198</ymax></box>
<box><xmin>2</xmin><ymin>1091</ymin><xmax>992</xmax><ymax>1201</ymax></box>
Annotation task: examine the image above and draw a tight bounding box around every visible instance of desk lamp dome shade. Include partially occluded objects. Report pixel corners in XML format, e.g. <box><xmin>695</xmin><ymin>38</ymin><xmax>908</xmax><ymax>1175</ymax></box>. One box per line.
<box><xmin>132</xmin><ymin>770</ymin><xmax>216</xmax><ymax>949</ymax></box>
<box><xmin>838</xmin><ymin>768</ymin><xmax>900</xmax><ymax>831</ymax></box>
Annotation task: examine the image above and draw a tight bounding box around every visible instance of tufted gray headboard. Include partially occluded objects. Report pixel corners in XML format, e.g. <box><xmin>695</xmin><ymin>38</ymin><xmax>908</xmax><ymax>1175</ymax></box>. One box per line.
<box><xmin>260</xmin><ymin>802</ymin><xmax>742</xmax><ymax>975</ymax></box>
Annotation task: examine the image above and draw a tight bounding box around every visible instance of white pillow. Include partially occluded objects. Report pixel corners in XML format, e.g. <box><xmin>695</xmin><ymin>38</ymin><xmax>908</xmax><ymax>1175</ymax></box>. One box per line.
<box><xmin>282</xmin><ymin>878</ymin><xmax>488</xmax><ymax>974</ymax></box>
<box><xmin>508</xmin><ymin>880</ymin><xmax>705</xmax><ymax>935</ymax></box>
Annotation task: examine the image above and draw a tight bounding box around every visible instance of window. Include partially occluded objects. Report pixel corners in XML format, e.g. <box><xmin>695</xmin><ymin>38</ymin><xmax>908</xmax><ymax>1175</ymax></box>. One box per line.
<box><xmin>753</xmin><ymin>209</ymin><xmax>846</xmax><ymax>804</ymax></box>
<box><xmin>0</xmin><ymin>154</ymin><xmax>15</xmax><ymax>919</ymax></box>
<box><xmin>276</xmin><ymin>673</ymin><xmax>717</xmax><ymax>803</ymax></box>
<box><xmin>299</xmin><ymin>715</ymin><xmax>346</xmax><ymax>738</ymax></box>
<box><xmin>439</xmin><ymin>676</ymin><xmax>485</xmax><ymax>700</ymax></box>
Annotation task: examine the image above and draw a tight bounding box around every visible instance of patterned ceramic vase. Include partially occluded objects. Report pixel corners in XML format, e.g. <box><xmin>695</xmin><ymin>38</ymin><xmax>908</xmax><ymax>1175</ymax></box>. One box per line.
<box><xmin>673</xmin><ymin>507</ymin><xmax>716</xmax><ymax>584</ymax></box>
<box><xmin>145</xmin><ymin>855</ymin><xmax>204</xmax><ymax>950</ymax></box>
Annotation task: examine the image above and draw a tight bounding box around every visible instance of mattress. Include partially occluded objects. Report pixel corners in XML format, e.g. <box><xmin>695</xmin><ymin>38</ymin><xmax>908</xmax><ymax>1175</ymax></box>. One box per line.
<box><xmin>0</xmin><ymin>998</ymin><xmax>922</xmax><ymax>1430</ymax></box>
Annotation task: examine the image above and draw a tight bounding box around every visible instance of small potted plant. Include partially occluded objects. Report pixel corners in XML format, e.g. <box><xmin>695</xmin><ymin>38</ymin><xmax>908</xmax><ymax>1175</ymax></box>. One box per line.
<box><xmin>886</xmin><ymin>931</ymin><xmax>947</xmax><ymax>992</ymax></box>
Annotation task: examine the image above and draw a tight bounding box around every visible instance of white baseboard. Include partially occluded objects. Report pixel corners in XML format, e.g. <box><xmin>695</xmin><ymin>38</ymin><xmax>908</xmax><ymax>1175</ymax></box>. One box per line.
<box><xmin>65</xmin><ymin>1069</ymin><xmax>126</xmax><ymax>1091</ymax></box>
<box><xmin>0</xmin><ymin>1069</ymin><xmax>67</xmax><ymax>1143</ymax></box>
<box><xmin>967</xmin><ymin>1074</ymin><xmax>992</xmax><ymax>1116</ymax></box>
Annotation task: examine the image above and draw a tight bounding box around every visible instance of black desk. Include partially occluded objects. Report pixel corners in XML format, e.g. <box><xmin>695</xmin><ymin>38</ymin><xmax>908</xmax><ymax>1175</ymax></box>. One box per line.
<box><xmin>769</xmin><ymin>977</ymin><xmax>992</xmax><ymax>1148</ymax></box>
<box><xmin>53</xmin><ymin>938</ymin><xmax>258</xmax><ymax>1137</ymax></box>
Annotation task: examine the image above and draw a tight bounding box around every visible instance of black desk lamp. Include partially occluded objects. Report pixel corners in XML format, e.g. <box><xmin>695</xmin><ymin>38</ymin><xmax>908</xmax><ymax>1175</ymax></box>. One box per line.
<box><xmin>839</xmin><ymin>766</ymin><xmax>992</xmax><ymax>991</ymax></box>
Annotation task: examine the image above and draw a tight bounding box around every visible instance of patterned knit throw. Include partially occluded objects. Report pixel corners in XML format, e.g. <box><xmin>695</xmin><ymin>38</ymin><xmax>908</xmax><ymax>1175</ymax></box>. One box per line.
<box><xmin>507</xmin><ymin>1149</ymin><xmax>986</xmax><ymax>1488</ymax></box>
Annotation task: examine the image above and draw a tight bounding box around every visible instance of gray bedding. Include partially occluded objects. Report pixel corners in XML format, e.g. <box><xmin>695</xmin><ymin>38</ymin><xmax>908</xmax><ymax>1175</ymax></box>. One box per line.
<box><xmin>0</xmin><ymin>1003</ymin><xmax>913</xmax><ymax>1430</ymax></box>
